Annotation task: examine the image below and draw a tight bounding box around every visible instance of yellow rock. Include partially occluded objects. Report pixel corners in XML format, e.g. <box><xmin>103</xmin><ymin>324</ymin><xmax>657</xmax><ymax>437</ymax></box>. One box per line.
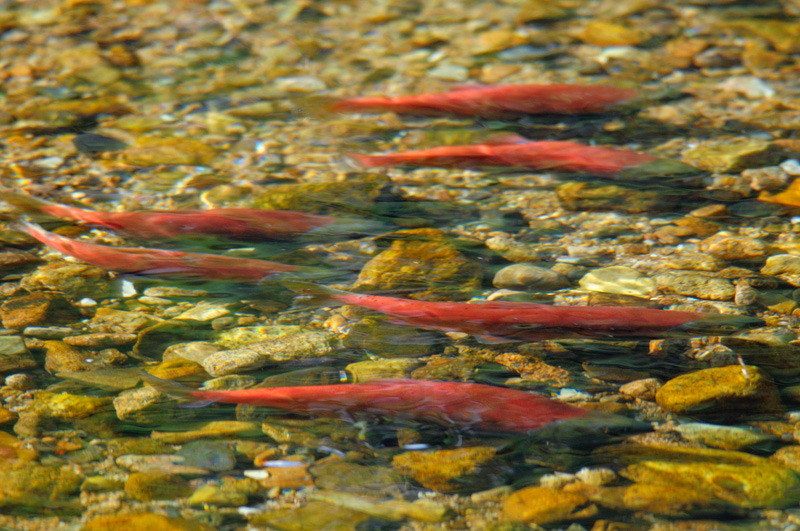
<box><xmin>655</xmin><ymin>365</ymin><xmax>782</xmax><ymax>419</ymax></box>
<box><xmin>151</xmin><ymin>421</ymin><xmax>262</xmax><ymax>444</ymax></box>
<box><xmin>121</xmin><ymin>137</ymin><xmax>217</xmax><ymax>167</ymax></box>
<box><xmin>575</xmin><ymin>21</ymin><xmax>649</xmax><ymax>46</ymax></box>
<box><xmin>83</xmin><ymin>513</ymin><xmax>213</xmax><ymax>531</ymax></box>
<box><xmin>503</xmin><ymin>485</ymin><xmax>597</xmax><ymax>524</ymax></box>
<box><xmin>392</xmin><ymin>447</ymin><xmax>498</xmax><ymax>492</ymax></box>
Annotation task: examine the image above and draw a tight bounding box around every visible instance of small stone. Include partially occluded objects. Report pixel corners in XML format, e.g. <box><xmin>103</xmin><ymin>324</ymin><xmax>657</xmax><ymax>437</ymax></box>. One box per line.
<box><xmin>188</xmin><ymin>484</ymin><xmax>248</xmax><ymax>507</ymax></box>
<box><xmin>116</xmin><ymin>454</ymin><xmax>209</xmax><ymax>476</ymax></box>
<box><xmin>655</xmin><ymin>365</ymin><xmax>782</xmax><ymax>421</ymax></box>
<box><xmin>121</xmin><ymin>137</ymin><xmax>217</xmax><ymax>167</ymax></box>
<box><xmin>124</xmin><ymin>472</ymin><xmax>192</xmax><ymax>501</ymax></box>
<box><xmin>672</xmin><ymin>422</ymin><xmax>775</xmax><ymax>450</ymax></box>
<box><xmin>311</xmin><ymin>460</ymin><xmax>404</xmax><ymax>497</ymax></box>
<box><xmin>717</xmin><ymin>76</ymin><xmax>775</xmax><ymax>99</ymax></box>
<box><xmin>762</xmin><ymin>255</ymin><xmax>800</xmax><ymax>285</ymax></box>
<box><xmin>43</xmin><ymin>340</ymin><xmax>97</xmax><ymax>373</ymax></box>
<box><xmin>5</xmin><ymin>372</ymin><xmax>35</xmax><ymax>390</ymax></box>
<box><xmin>175</xmin><ymin>301</ymin><xmax>232</xmax><ymax>322</ymax></box>
<box><xmin>493</xmin><ymin>263</ymin><xmax>571</xmax><ymax>291</ymax></box>
<box><xmin>428</xmin><ymin>64</ymin><xmax>470</xmax><ymax>82</ymax></box>
<box><xmin>575</xmin><ymin>21</ymin><xmax>649</xmax><ymax>46</ymax></box>
<box><xmin>274</xmin><ymin>75</ymin><xmax>326</xmax><ymax>93</ymax></box>
<box><xmin>72</xmin><ymin>133</ymin><xmax>127</xmax><ymax>153</ymax></box>
<box><xmin>557</xmin><ymin>182</ymin><xmax>679</xmax><ymax>213</ymax></box>
<box><xmin>346</xmin><ymin>358</ymin><xmax>423</xmax><ymax>383</ymax></box>
<box><xmin>743</xmin><ymin>166</ymin><xmax>790</xmax><ymax>191</ymax></box>
<box><xmin>83</xmin><ymin>513</ymin><xmax>213</xmax><ymax>531</ymax></box>
<box><xmin>619</xmin><ymin>378</ymin><xmax>662</xmax><ymax>401</ymax></box>
<box><xmin>163</xmin><ymin>341</ymin><xmax>222</xmax><ymax>364</ymax></box>
<box><xmin>699</xmin><ymin>232</ymin><xmax>768</xmax><ymax>262</ymax></box>
<box><xmin>579</xmin><ymin>267</ymin><xmax>656</xmax><ymax>298</ymax></box>
<box><xmin>177</xmin><ymin>440</ymin><xmax>236</xmax><ymax>471</ymax></box>
<box><xmin>310</xmin><ymin>491</ymin><xmax>451</xmax><ymax>523</ymax></box>
<box><xmin>63</xmin><ymin>332</ymin><xmax>137</xmax><ymax>348</ymax></box>
<box><xmin>575</xmin><ymin>467</ymin><xmax>617</xmax><ymax>486</ymax></box>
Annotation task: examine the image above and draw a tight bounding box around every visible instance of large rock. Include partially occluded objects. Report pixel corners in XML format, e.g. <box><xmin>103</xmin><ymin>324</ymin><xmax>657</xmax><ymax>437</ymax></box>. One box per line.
<box><xmin>655</xmin><ymin>365</ymin><xmax>782</xmax><ymax>420</ymax></box>
<box><xmin>503</xmin><ymin>485</ymin><xmax>597</xmax><ymax>524</ymax></box>
<box><xmin>353</xmin><ymin>228</ymin><xmax>483</xmax><ymax>300</ymax></box>
<box><xmin>20</xmin><ymin>262</ymin><xmax>112</xmax><ymax>300</ymax></box>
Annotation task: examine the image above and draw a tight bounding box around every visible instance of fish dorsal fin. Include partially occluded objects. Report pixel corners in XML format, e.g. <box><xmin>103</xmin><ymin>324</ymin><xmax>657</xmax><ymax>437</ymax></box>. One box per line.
<box><xmin>472</xmin><ymin>301</ymin><xmax>551</xmax><ymax>310</ymax></box>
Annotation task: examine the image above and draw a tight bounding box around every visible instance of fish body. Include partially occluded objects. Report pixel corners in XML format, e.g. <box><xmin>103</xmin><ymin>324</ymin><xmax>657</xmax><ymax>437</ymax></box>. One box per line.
<box><xmin>285</xmin><ymin>281</ymin><xmax>764</xmax><ymax>341</ymax></box>
<box><xmin>21</xmin><ymin>222</ymin><xmax>299</xmax><ymax>283</ymax></box>
<box><xmin>348</xmin><ymin>137</ymin><xmax>657</xmax><ymax>176</ymax></box>
<box><xmin>0</xmin><ymin>192</ymin><xmax>335</xmax><ymax>241</ymax></box>
<box><xmin>146</xmin><ymin>375</ymin><xmax>590</xmax><ymax>433</ymax></box>
<box><xmin>331</xmin><ymin>84</ymin><xmax>637</xmax><ymax>119</ymax></box>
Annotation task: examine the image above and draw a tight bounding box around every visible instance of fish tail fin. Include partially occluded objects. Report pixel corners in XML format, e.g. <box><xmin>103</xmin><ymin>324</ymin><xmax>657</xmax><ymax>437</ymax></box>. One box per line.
<box><xmin>138</xmin><ymin>370</ymin><xmax>198</xmax><ymax>402</ymax></box>
<box><xmin>342</xmin><ymin>152</ymin><xmax>389</xmax><ymax>169</ymax></box>
<box><xmin>281</xmin><ymin>279</ymin><xmax>350</xmax><ymax>306</ymax></box>
<box><xmin>0</xmin><ymin>190</ymin><xmax>56</xmax><ymax>215</ymax></box>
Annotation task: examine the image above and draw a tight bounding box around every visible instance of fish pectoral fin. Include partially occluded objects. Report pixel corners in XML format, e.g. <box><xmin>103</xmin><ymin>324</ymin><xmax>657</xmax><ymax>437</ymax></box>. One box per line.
<box><xmin>475</xmin><ymin>334</ymin><xmax>515</xmax><ymax>344</ymax></box>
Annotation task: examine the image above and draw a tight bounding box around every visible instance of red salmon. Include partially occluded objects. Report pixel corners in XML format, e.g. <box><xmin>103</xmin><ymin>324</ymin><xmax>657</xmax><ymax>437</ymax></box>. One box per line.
<box><xmin>331</xmin><ymin>84</ymin><xmax>637</xmax><ymax>119</ymax></box>
<box><xmin>0</xmin><ymin>191</ymin><xmax>335</xmax><ymax>241</ymax></box>
<box><xmin>142</xmin><ymin>374</ymin><xmax>590</xmax><ymax>434</ymax></box>
<box><xmin>21</xmin><ymin>222</ymin><xmax>301</xmax><ymax>283</ymax></box>
<box><xmin>285</xmin><ymin>281</ymin><xmax>764</xmax><ymax>342</ymax></box>
<box><xmin>347</xmin><ymin>136</ymin><xmax>657</xmax><ymax>176</ymax></box>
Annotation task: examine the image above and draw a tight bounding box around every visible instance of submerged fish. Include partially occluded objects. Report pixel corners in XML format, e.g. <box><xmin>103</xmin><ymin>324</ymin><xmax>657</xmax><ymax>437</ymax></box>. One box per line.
<box><xmin>142</xmin><ymin>374</ymin><xmax>590</xmax><ymax>434</ymax></box>
<box><xmin>21</xmin><ymin>222</ymin><xmax>302</xmax><ymax>283</ymax></box>
<box><xmin>330</xmin><ymin>84</ymin><xmax>637</xmax><ymax>119</ymax></box>
<box><xmin>285</xmin><ymin>281</ymin><xmax>764</xmax><ymax>342</ymax></box>
<box><xmin>0</xmin><ymin>191</ymin><xmax>336</xmax><ymax>241</ymax></box>
<box><xmin>347</xmin><ymin>136</ymin><xmax>657</xmax><ymax>176</ymax></box>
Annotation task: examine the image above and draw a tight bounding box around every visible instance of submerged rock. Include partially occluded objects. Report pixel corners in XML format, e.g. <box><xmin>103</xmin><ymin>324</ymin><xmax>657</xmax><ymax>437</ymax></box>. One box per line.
<box><xmin>354</xmin><ymin>228</ymin><xmax>482</xmax><ymax>300</ymax></box>
<box><xmin>579</xmin><ymin>266</ymin><xmax>656</xmax><ymax>298</ymax></box>
<box><xmin>392</xmin><ymin>446</ymin><xmax>505</xmax><ymax>493</ymax></box>
<box><xmin>20</xmin><ymin>262</ymin><xmax>112</xmax><ymax>300</ymax></box>
<box><xmin>124</xmin><ymin>472</ymin><xmax>192</xmax><ymax>501</ymax></box>
<box><xmin>84</xmin><ymin>513</ymin><xmax>214</xmax><ymax>531</ymax></box>
<box><xmin>1</xmin><ymin>292</ymin><xmax>79</xmax><ymax>330</ymax></box>
<box><xmin>655</xmin><ymin>365</ymin><xmax>782</xmax><ymax>420</ymax></box>
<box><xmin>493</xmin><ymin>263</ymin><xmax>571</xmax><ymax>291</ymax></box>
<box><xmin>503</xmin><ymin>485</ymin><xmax>597</xmax><ymax>525</ymax></box>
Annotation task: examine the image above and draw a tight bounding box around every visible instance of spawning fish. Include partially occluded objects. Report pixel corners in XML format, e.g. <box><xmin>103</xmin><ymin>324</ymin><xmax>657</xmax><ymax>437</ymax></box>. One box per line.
<box><xmin>284</xmin><ymin>281</ymin><xmax>764</xmax><ymax>342</ymax></box>
<box><xmin>347</xmin><ymin>135</ymin><xmax>657</xmax><ymax>176</ymax></box>
<box><xmin>141</xmin><ymin>373</ymin><xmax>590</xmax><ymax>434</ymax></box>
<box><xmin>21</xmin><ymin>222</ymin><xmax>303</xmax><ymax>283</ymax></box>
<box><xmin>330</xmin><ymin>83</ymin><xmax>637</xmax><ymax>119</ymax></box>
<box><xmin>0</xmin><ymin>191</ymin><xmax>336</xmax><ymax>241</ymax></box>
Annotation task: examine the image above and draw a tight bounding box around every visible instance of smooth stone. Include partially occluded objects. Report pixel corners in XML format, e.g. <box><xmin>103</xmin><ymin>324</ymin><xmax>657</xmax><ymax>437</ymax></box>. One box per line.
<box><xmin>392</xmin><ymin>447</ymin><xmax>504</xmax><ymax>493</ymax></box>
<box><xmin>23</xmin><ymin>326</ymin><xmax>73</xmax><ymax>339</ymax></box>
<box><xmin>493</xmin><ymin>263</ymin><xmax>571</xmax><ymax>291</ymax></box>
<box><xmin>0</xmin><ymin>335</ymin><xmax>35</xmax><ymax>372</ymax></box>
<box><xmin>44</xmin><ymin>340</ymin><xmax>99</xmax><ymax>373</ymax></box>
<box><xmin>618</xmin><ymin>378</ymin><xmax>662</xmax><ymax>401</ymax></box>
<box><xmin>346</xmin><ymin>358</ymin><xmax>424</xmax><ymax>383</ymax></box>
<box><xmin>121</xmin><ymin>137</ymin><xmax>217</xmax><ymax>167</ymax></box>
<box><xmin>556</xmin><ymin>182</ymin><xmax>680</xmax><ymax>213</ymax></box>
<box><xmin>113</xmin><ymin>386</ymin><xmax>177</xmax><ymax>423</ymax></box>
<box><xmin>655</xmin><ymin>365</ymin><xmax>782</xmax><ymax>420</ymax></box>
<box><xmin>124</xmin><ymin>472</ymin><xmax>192</xmax><ymax>501</ymax></box>
<box><xmin>673</xmin><ymin>422</ymin><xmax>776</xmax><ymax>450</ymax></box>
<box><xmin>187</xmin><ymin>484</ymin><xmax>248</xmax><ymax>507</ymax></box>
<box><xmin>578</xmin><ymin>266</ymin><xmax>656</xmax><ymax>298</ymax></box>
<box><xmin>175</xmin><ymin>301</ymin><xmax>233</xmax><ymax>322</ymax></box>
<box><xmin>63</xmin><ymin>332</ymin><xmax>137</xmax><ymax>348</ymax></box>
<box><xmin>56</xmin><ymin>368</ymin><xmax>140</xmax><ymax>390</ymax></box>
<box><xmin>176</xmin><ymin>440</ymin><xmax>236</xmax><ymax>471</ymax></box>
<box><xmin>32</xmin><ymin>391</ymin><xmax>111</xmax><ymax>420</ymax></box>
<box><xmin>502</xmin><ymin>485</ymin><xmax>597</xmax><ymax>524</ymax></box>
<box><xmin>72</xmin><ymin>133</ymin><xmax>127</xmax><ymax>153</ymax></box>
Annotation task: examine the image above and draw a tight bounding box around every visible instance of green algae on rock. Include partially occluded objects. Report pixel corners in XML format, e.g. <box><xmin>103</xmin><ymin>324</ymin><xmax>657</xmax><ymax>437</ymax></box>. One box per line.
<box><xmin>124</xmin><ymin>471</ymin><xmax>192</xmax><ymax>502</ymax></box>
<box><xmin>655</xmin><ymin>365</ymin><xmax>782</xmax><ymax>420</ymax></box>
<box><xmin>83</xmin><ymin>512</ymin><xmax>214</xmax><ymax>531</ymax></box>
<box><xmin>20</xmin><ymin>262</ymin><xmax>112</xmax><ymax>300</ymax></box>
<box><xmin>1</xmin><ymin>292</ymin><xmax>79</xmax><ymax>330</ymax></box>
<box><xmin>556</xmin><ymin>181</ymin><xmax>682</xmax><ymax>213</ymax></box>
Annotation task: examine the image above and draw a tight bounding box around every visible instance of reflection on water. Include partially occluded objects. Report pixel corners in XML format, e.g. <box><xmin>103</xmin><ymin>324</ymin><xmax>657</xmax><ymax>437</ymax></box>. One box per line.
<box><xmin>0</xmin><ymin>0</ymin><xmax>800</xmax><ymax>529</ymax></box>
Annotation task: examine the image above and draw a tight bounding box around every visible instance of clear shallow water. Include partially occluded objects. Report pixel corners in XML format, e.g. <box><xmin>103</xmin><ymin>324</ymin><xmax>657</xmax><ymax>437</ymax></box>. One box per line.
<box><xmin>1</xmin><ymin>1</ymin><xmax>800</xmax><ymax>530</ymax></box>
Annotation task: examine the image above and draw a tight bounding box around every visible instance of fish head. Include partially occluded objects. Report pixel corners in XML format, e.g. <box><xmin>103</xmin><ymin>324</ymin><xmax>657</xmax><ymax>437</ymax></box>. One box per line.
<box><xmin>667</xmin><ymin>314</ymin><xmax>765</xmax><ymax>337</ymax></box>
